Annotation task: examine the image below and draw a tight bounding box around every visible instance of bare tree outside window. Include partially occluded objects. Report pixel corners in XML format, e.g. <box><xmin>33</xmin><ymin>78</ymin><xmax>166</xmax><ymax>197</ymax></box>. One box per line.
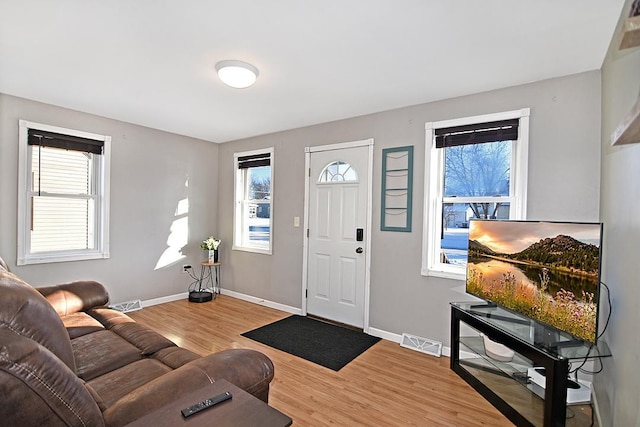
<box><xmin>438</xmin><ymin>140</ymin><xmax>513</xmax><ymax>266</ymax></box>
<box><xmin>249</xmin><ymin>167</ymin><xmax>271</xmax><ymax>200</ymax></box>
<box><xmin>444</xmin><ymin>140</ymin><xmax>511</xmax><ymax>220</ymax></box>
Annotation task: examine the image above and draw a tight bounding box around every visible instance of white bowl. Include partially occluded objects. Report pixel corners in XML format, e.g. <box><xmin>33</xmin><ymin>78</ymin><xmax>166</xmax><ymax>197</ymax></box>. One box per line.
<box><xmin>481</xmin><ymin>334</ymin><xmax>515</xmax><ymax>362</ymax></box>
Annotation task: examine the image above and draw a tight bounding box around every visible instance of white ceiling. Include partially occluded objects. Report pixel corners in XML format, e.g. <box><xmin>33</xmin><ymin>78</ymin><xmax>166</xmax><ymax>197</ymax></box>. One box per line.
<box><xmin>0</xmin><ymin>1</ymin><xmax>626</xmax><ymax>143</ymax></box>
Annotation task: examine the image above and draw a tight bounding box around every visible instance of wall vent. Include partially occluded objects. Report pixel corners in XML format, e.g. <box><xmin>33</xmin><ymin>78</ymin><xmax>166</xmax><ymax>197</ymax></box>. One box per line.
<box><xmin>400</xmin><ymin>333</ymin><xmax>442</xmax><ymax>357</ymax></box>
<box><xmin>110</xmin><ymin>300</ymin><xmax>143</xmax><ymax>313</ymax></box>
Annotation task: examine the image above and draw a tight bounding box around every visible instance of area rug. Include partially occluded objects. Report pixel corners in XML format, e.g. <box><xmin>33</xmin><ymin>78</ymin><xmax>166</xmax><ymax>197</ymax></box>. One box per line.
<box><xmin>241</xmin><ymin>315</ymin><xmax>381</xmax><ymax>371</ymax></box>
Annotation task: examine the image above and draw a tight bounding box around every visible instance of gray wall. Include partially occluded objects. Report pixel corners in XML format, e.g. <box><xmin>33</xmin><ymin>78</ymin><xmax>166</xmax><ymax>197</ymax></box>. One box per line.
<box><xmin>0</xmin><ymin>94</ymin><xmax>219</xmax><ymax>303</ymax></box>
<box><xmin>0</xmin><ymin>65</ymin><xmax>612</xmax><ymax>421</ymax></box>
<box><xmin>218</xmin><ymin>70</ymin><xmax>602</xmax><ymax>346</ymax></box>
<box><xmin>598</xmin><ymin>0</ymin><xmax>640</xmax><ymax>425</ymax></box>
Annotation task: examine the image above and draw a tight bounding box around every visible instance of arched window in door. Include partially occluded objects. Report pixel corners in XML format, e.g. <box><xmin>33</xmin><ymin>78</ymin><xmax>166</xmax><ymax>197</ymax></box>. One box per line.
<box><xmin>318</xmin><ymin>161</ymin><xmax>358</xmax><ymax>183</ymax></box>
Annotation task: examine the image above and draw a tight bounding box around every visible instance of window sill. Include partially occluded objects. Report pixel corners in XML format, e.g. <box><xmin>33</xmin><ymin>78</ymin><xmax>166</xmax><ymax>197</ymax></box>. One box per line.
<box><xmin>232</xmin><ymin>246</ymin><xmax>272</xmax><ymax>256</ymax></box>
<box><xmin>421</xmin><ymin>267</ymin><xmax>465</xmax><ymax>282</ymax></box>
<box><xmin>18</xmin><ymin>251</ymin><xmax>109</xmax><ymax>266</ymax></box>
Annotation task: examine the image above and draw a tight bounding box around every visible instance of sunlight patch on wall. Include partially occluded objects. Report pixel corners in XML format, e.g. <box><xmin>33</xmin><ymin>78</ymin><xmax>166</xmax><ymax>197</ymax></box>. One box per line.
<box><xmin>155</xmin><ymin>177</ymin><xmax>190</xmax><ymax>270</ymax></box>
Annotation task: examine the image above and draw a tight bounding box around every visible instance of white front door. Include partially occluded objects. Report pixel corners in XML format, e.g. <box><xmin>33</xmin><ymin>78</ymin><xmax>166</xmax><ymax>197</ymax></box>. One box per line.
<box><xmin>306</xmin><ymin>143</ymin><xmax>371</xmax><ymax>328</ymax></box>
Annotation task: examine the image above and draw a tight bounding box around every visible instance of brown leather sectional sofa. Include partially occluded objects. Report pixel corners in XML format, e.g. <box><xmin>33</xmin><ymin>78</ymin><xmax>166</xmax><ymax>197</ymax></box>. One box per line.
<box><xmin>0</xmin><ymin>260</ymin><xmax>275</xmax><ymax>426</ymax></box>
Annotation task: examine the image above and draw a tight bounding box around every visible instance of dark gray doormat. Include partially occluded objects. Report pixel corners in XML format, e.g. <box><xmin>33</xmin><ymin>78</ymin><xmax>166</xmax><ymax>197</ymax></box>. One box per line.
<box><xmin>241</xmin><ymin>315</ymin><xmax>381</xmax><ymax>371</ymax></box>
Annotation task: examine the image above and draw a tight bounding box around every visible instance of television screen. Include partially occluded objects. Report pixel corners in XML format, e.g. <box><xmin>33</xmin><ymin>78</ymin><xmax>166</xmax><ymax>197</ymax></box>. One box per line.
<box><xmin>466</xmin><ymin>220</ymin><xmax>602</xmax><ymax>343</ymax></box>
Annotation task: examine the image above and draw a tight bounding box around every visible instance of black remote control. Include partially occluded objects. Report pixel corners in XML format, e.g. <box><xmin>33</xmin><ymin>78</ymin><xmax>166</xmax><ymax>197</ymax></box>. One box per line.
<box><xmin>181</xmin><ymin>391</ymin><xmax>232</xmax><ymax>418</ymax></box>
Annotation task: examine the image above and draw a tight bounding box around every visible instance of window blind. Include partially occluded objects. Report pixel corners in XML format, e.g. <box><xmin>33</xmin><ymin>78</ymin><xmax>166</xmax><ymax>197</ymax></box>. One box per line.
<box><xmin>28</xmin><ymin>129</ymin><xmax>104</xmax><ymax>155</ymax></box>
<box><xmin>238</xmin><ymin>152</ymin><xmax>270</xmax><ymax>169</ymax></box>
<box><xmin>435</xmin><ymin>118</ymin><xmax>519</xmax><ymax>148</ymax></box>
<box><xmin>30</xmin><ymin>147</ymin><xmax>95</xmax><ymax>253</ymax></box>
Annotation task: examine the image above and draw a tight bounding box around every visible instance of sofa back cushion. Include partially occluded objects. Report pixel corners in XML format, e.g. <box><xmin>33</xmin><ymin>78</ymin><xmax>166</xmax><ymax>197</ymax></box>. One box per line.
<box><xmin>38</xmin><ymin>280</ymin><xmax>109</xmax><ymax>317</ymax></box>
<box><xmin>0</xmin><ymin>269</ymin><xmax>76</xmax><ymax>371</ymax></box>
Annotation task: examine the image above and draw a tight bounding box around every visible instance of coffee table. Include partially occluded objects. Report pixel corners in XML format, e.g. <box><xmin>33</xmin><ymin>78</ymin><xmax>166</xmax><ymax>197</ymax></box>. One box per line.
<box><xmin>125</xmin><ymin>379</ymin><xmax>292</xmax><ymax>427</ymax></box>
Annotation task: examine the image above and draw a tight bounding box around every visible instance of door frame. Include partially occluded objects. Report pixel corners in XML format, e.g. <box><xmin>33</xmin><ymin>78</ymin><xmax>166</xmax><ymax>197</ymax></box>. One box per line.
<box><xmin>301</xmin><ymin>138</ymin><xmax>374</xmax><ymax>332</ymax></box>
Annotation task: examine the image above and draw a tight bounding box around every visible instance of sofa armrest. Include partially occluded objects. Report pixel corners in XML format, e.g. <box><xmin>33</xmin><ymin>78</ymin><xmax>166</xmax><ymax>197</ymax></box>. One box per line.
<box><xmin>38</xmin><ymin>281</ymin><xmax>110</xmax><ymax>316</ymax></box>
<box><xmin>103</xmin><ymin>349</ymin><xmax>274</xmax><ymax>427</ymax></box>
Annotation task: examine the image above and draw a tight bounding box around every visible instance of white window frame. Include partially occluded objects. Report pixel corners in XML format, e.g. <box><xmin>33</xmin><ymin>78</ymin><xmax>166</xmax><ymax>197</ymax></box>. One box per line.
<box><xmin>233</xmin><ymin>147</ymin><xmax>274</xmax><ymax>255</ymax></box>
<box><xmin>17</xmin><ymin>120</ymin><xmax>111</xmax><ymax>265</ymax></box>
<box><xmin>422</xmin><ymin>108</ymin><xmax>530</xmax><ymax>280</ymax></box>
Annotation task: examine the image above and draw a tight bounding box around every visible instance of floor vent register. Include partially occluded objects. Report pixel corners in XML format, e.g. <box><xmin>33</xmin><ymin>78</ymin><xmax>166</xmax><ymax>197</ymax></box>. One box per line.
<box><xmin>400</xmin><ymin>333</ymin><xmax>442</xmax><ymax>357</ymax></box>
<box><xmin>110</xmin><ymin>299</ymin><xmax>143</xmax><ymax>313</ymax></box>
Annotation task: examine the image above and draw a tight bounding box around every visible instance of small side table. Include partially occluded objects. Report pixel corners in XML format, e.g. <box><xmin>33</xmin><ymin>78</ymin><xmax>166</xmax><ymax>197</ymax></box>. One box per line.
<box><xmin>188</xmin><ymin>262</ymin><xmax>221</xmax><ymax>303</ymax></box>
<box><xmin>199</xmin><ymin>261</ymin><xmax>221</xmax><ymax>296</ymax></box>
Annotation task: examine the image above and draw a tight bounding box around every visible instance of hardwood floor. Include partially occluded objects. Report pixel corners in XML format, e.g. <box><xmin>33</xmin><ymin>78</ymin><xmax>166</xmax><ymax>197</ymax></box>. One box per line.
<box><xmin>129</xmin><ymin>295</ymin><xmax>516</xmax><ymax>426</ymax></box>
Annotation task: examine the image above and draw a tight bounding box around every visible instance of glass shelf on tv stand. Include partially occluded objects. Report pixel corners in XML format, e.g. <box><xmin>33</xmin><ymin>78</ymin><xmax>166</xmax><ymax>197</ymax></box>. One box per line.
<box><xmin>457</xmin><ymin>334</ymin><xmax>549</xmax><ymax>425</ymax></box>
<box><xmin>451</xmin><ymin>302</ymin><xmax>611</xmax><ymax>361</ymax></box>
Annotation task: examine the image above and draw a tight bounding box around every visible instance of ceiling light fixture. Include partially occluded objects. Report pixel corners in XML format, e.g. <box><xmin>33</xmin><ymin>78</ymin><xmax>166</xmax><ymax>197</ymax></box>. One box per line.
<box><xmin>215</xmin><ymin>60</ymin><xmax>259</xmax><ymax>89</ymax></box>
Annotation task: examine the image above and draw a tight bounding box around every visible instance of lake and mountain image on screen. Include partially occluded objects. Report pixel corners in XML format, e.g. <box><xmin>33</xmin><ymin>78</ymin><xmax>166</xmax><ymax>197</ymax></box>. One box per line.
<box><xmin>466</xmin><ymin>220</ymin><xmax>602</xmax><ymax>343</ymax></box>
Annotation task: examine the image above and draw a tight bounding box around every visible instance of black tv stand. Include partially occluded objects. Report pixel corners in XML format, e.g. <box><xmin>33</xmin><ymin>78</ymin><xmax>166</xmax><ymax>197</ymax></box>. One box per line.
<box><xmin>450</xmin><ymin>302</ymin><xmax>611</xmax><ymax>427</ymax></box>
<box><xmin>467</xmin><ymin>309</ymin><xmax>530</xmax><ymax>325</ymax></box>
<box><xmin>469</xmin><ymin>302</ymin><xmax>497</xmax><ymax>309</ymax></box>
<box><xmin>547</xmin><ymin>339</ymin><xmax>588</xmax><ymax>351</ymax></box>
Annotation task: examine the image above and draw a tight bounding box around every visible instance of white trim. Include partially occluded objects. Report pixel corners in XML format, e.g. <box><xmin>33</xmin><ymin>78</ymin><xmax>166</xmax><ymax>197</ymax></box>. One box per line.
<box><xmin>302</xmin><ymin>138</ymin><xmax>374</xmax><ymax>332</ymax></box>
<box><xmin>141</xmin><ymin>288</ymin><xmax>447</xmax><ymax>356</ymax></box>
<box><xmin>301</xmin><ymin>151</ymin><xmax>311</xmax><ymax>316</ymax></box>
<box><xmin>219</xmin><ymin>288</ymin><xmax>303</xmax><ymax>315</ymax></box>
<box><xmin>141</xmin><ymin>290</ymin><xmax>454</xmax><ymax>359</ymax></box>
<box><xmin>364</xmin><ymin>327</ymin><xmax>452</xmax><ymax>357</ymax></box>
<box><xmin>363</xmin><ymin>142</ymin><xmax>374</xmax><ymax>333</ymax></box>
<box><xmin>591</xmin><ymin>386</ymin><xmax>603</xmax><ymax>427</ymax></box>
<box><xmin>367</xmin><ymin>327</ymin><xmax>402</xmax><ymax>343</ymax></box>
<box><xmin>17</xmin><ymin>120</ymin><xmax>111</xmax><ymax>266</ymax></box>
<box><xmin>427</xmin><ymin>108</ymin><xmax>530</xmax><ymax>129</ymax></box>
<box><xmin>136</xmin><ymin>289</ymin><xmax>303</xmax><ymax>315</ymax></box>
<box><xmin>305</xmin><ymin>138</ymin><xmax>374</xmax><ymax>153</ymax></box>
<box><xmin>140</xmin><ymin>292</ymin><xmax>189</xmax><ymax>308</ymax></box>
<box><xmin>421</xmin><ymin>108</ymin><xmax>530</xmax><ymax>279</ymax></box>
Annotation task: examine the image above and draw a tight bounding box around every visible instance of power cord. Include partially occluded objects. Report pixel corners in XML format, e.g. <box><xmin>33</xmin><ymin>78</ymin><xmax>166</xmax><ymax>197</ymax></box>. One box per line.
<box><xmin>597</xmin><ymin>282</ymin><xmax>612</xmax><ymax>340</ymax></box>
<box><xmin>185</xmin><ymin>266</ymin><xmax>202</xmax><ymax>292</ymax></box>
<box><xmin>568</xmin><ymin>282</ymin><xmax>611</xmax><ymax>376</ymax></box>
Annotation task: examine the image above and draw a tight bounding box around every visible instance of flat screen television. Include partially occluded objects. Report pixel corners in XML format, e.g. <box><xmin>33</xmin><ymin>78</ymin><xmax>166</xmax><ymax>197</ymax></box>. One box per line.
<box><xmin>466</xmin><ymin>220</ymin><xmax>603</xmax><ymax>344</ymax></box>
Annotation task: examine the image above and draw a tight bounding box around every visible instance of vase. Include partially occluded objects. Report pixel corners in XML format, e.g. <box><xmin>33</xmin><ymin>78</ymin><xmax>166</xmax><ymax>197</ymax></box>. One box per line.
<box><xmin>207</xmin><ymin>250</ymin><xmax>219</xmax><ymax>263</ymax></box>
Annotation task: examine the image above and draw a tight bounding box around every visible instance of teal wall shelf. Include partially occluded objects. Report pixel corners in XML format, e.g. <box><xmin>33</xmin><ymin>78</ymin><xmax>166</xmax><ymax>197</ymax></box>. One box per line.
<box><xmin>381</xmin><ymin>146</ymin><xmax>413</xmax><ymax>232</ymax></box>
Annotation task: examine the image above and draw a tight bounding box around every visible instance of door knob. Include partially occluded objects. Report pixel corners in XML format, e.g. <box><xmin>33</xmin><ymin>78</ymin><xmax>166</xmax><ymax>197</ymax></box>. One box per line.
<box><xmin>355</xmin><ymin>247</ymin><xmax>363</xmax><ymax>254</ymax></box>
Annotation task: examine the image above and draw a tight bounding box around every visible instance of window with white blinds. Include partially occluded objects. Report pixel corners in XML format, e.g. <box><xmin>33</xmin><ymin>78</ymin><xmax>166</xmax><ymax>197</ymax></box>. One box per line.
<box><xmin>18</xmin><ymin>120</ymin><xmax>111</xmax><ymax>265</ymax></box>
<box><xmin>422</xmin><ymin>109</ymin><xmax>529</xmax><ymax>280</ymax></box>
<box><xmin>233</xmin><ymin>148</ymin><xmax>273</xmax><ymax>254</ymax></box>
<box><xmin>30</xmin><ymin>147</ymin><xmax>96</xmax><ymax>253</ymax></box>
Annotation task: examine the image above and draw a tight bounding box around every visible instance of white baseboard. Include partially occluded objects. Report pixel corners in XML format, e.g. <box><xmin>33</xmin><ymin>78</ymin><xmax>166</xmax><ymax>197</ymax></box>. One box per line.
<box><xmin>591</xmin><ymin>386</ymin><xmax>603</xmax><ymax>427</ymax></box>
<box><xmin>367</xmin><ymin>327</ymin><xmax>401</xmax><ymax>343</ymax></box>
<box><xmin>140</xmin><ymin>289</ymin><xmax>302</xmax><ymax>316</ymax></box>
<box><xmin>140</xmin><ymin>291</ymin><xmax>455</xmax><ymax>357</ymax></box>
<box><xmin>219</xmin><ymin>288</ymin><xmax>303</xmax><ymax>315</ymax></box>
<box><xmin>366</xmin><ymin>327</ymin><xmax>451</xmax><ymax>357</ymax></box>
<box><xmin>141</xmin><ymin>292</ymin><xmax>188</xmax><ymax>307</ymax></box>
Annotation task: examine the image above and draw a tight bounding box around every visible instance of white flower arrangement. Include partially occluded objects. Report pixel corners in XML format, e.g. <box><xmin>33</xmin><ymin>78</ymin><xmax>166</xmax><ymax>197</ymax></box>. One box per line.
<box><xmin>200</xmin><ymin>237</ymin><xmax>221</xmax><ymax>250</ymax></box>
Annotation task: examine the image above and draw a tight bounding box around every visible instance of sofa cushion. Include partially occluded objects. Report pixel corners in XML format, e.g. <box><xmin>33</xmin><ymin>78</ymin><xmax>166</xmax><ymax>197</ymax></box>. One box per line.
<box><xmin>110</xmin><ymin>322</ymin><xmax>176</xmax><ymax>355</ymax></box>
<box><xmin>87</xmin><ymin>359</ymin><xmax>173</xmax><ymax>408</ymax></box>
<box><xmin>72</xmin><ymin>330</ymin><xmax>142</xmax><ymax>380</ymax></box>
<box><xmin>153</xmin><ymin>346</ymin><xmax>201</xmax><ymax>368</ymax></box>
<box><xmin>0</xmin><ymin>270</ymin><xmax>76</xmax><ymax>372</ymax></box>
<box><xmin>88</xmin><ymin>306</ymin><xmax>137</xmax><ymax>328</ymax></box>
<box><xmin>102</xmin><ymin>348</ymin><xmax>275</xmax><ymax>427</ymax></box>
<box><xmin>0</xmin><ymin>329</ymin><xmax>104</xmax><ymax>427</ymax></box>
<box><xmin>61</xmin><ymin>312</ymin><xmax>105</xmax><ymax>339</ymax></box>
<box><xmin>102</xmin><ymin>363</ymin><xmax>220</xmax><ymax>427</ymax></box>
